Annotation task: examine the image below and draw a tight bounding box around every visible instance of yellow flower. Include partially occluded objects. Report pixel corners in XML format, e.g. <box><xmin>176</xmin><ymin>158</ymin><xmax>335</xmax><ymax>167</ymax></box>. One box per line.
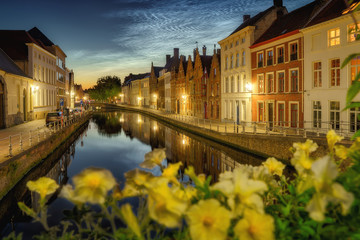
<box><xmin>125</xmin><ymin>169</ymin><xmax>154</xmax><ymax>187</ymax></box>
<box><xmin>305</xmin><ymin>156</ymin><xmax>354</xmax><ymax>221</ymax></box>
<box><xmin>212</xmin><ymin>168</ymin><xmax>268</xmax><ymax>215</ymax></box>
<box><xmin>334</xmin><ymin>145</ymin><xmax>348</xmax><ymax>160</ymax></box>
<box><xmin>140</xmin><ymin>148</ymin><xmax>166</xmax><ymax>169</ymax></box>
<box><xmin>291</xmin><ymin>139</ymin><xmax>318</xmax><ymax>174</ymax></box>
<box><xmin>122</xmin><ymin>183</ymin><xmax>142</xmax><ymax>197</ymax></box>
<box><xmin>120</xmin><ymin>203</ymin><xmax>143</xmax><ymax>240</ymax></box>
<box><xmin>67</xmin><ymin>167</ymin><xmax>116</xmax><ymax>204</ymax></box>
<box><xmin>60</xmin><ymin>184</ymin><xmax>83</xmax><ymax>206</ymax></box>
<box><xmin>185</xmin><ymin>166</ymin><xmax>207</xmax><ymax>187</ymax></box>
<box><xmin>147</xmin><ymin>178</ymin><xmax>187</xmax><ymax>228</ymax></box>
<box><xmin>186</xmin><ymin>199</ymin><xmax>231</xmax><ymax>240</ymax></box>
<box><xmin>27</xmin><ymin>177</ymin><xmax>59</xmax><ymax>200</ymax></box>
<box><xmin>262</xmin><ymin>157</ymin><xmax>285</xmax><ymax>177</ymax></box>
<box><xmin>327</xmin><ymin>130</ymin><xmax>343</xmax><ymax>152</ymax></box>
<box><xmin>234</xmin><ymin>209</ymin><xmax>274</xmax><ymax>240</ymax></box>
<box><xmin>171</xmin><ymin>185</ymin><xmax>197</xmax><ymax>203</ymax></box>
<box><xmin>162</xmin><ymin>162</ymin><xmax>182</xmax><ymax>184</ymax></box>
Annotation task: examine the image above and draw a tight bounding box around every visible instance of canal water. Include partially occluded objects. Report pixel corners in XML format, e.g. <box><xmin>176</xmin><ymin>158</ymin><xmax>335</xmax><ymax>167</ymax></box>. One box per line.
<box><xmin>0</xmin><ymin>110</ymin><xmax>267</xmax><ymax>238</ymax></box>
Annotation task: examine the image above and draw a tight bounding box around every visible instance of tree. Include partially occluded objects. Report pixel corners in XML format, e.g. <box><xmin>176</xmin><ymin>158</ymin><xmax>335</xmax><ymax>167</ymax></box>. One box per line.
<box><xmin>88</xmin><ymin>76</ymin><xmax>122</xmax><ymax>102</ymax></box>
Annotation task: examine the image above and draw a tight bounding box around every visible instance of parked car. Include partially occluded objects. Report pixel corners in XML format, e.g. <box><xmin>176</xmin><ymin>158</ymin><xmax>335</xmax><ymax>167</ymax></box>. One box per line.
<box><xmin>46</xmin><ymin>111</ymin><xmax>64</xmax><ymax>126</ymax></box>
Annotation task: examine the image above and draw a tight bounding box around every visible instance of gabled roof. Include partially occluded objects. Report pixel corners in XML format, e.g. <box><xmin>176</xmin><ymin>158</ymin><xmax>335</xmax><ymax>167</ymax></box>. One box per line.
<box><xmin>305</xmin><ymin>0</ymin><xmax>360</xmax><ymax>28</ymax></box>
<box><xmin>0</xmin><ymin>30</ymin><xmax>39</xmax><ymax>60</ymax></box>
<box><xmin>253</xmin><ymin>0</ymin><xmax>320</xmax><ymax>45</ymax></box>
<box><xmin>229</xmin><ymin>6</ymin><xmax>277</xmax><ymax>36</ymax></box>
<box><xmin>0</xmin><ymin>48</ymin><xmax>28</xmax><ymax>77</ymax></box>
<box><xmin>28</xmin><ymin>27</ymin><xmax>55</xmax><ymax>47</ymax></box>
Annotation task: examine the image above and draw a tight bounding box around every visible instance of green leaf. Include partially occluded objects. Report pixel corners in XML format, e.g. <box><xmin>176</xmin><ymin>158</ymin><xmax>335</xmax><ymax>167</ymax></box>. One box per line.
<box><xmin>300</xmin><ymin>225</ymin><xmax>315</xmax><ymax>237</ymax></box>
<box><xmin>351</xmin><ymin>129</ymin><xmax>360</xmax><ymax>140</ymax></box>
<box><xmin>341</xmin><ymin>53</ymin><xmax>360</xmax><ymax>68</ymax></box>
<box><xmin>343</xmin><ymin>102</ymin><xmax>360</xmax><ymax>111</ymax></box>
<box><xmin>346</xmin><ymin>81</ymin><xmax>360</xmax><ymax>105</ymax></box>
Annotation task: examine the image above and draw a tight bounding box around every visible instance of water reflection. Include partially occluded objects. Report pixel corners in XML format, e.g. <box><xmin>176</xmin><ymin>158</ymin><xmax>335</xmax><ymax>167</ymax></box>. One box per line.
<box><xmin>93</xmin><ymin>111</ymin><xmax>265</xmax><ymax>183</ymax></box>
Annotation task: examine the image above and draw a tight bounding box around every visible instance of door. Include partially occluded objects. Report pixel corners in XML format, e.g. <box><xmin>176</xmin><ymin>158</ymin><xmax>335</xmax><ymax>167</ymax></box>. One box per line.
<box><xmin>236</xmin><ymin>101</ymin><xmax>240</xmax><ymax>124</ymax></box>
<box><xmin>268</xmin><ymin>102</ymin><xmax>274</xmax><ymax>130</ymax></box>
<box><xmin>290</xmin><ymin>103</ymin><xmax>298</xmax><ymax>128</ymax></box>
<box><xmin>23</xmin><ymin>89</ymin><xmax>26</xmax><ymax>121</ymax></box>
<box><xmin>0</xmin><ymin>83</ymin><xmax>4</xmax><ymax>128</ymax></box>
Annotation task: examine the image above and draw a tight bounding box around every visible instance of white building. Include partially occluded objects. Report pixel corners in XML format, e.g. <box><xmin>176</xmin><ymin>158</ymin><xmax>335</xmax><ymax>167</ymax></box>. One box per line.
<box><xmin>302</xmin><ymin>1</ymin><xmax>360</xmax><ymax>135</ymax></box>
<box><xmin>218</xmin><ymin>0</ymin><xmax>287</xmax><ymax>123</ymax></box>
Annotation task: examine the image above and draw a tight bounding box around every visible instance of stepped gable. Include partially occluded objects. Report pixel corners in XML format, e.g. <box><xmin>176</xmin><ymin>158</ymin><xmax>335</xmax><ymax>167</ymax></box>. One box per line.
<box><xmin>305</xmin><ymin>0</ymin><xmax>360</xmax><ymax>28</ymax></box>
<box><xmin>200</xmin><ymin>55</ymin><xmax>213</xmax><ymax>74</ymax></box>
<box><xmin>253</xmin><ymin>1</ymin><xmax>319</xmax><ymax>45</ymax></box>
<box><xmin>229</xmin><ymin>6</ymin><xmax>277</xmax><ymax>37</ymax></box>
<box><xmin>0</xmin><ymin>48</ymin><xmax>28</xmax><ymax>77</ymax></box>
<box><xmin>0</xmin><ymin>30</ymin><xmax>40</xmax><ymax>60</ymax></box>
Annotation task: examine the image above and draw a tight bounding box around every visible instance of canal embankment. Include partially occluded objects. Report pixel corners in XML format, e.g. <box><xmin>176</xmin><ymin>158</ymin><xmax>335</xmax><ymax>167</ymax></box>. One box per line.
<box><xmin>95</xmin><ymin>103</ymin><xmax>353</xmax><ymax>164</ymax></box>
<box><xmin>0</xmin><ymin>113</ymin><xmax>91</xmax><ymax>199</ymax></box>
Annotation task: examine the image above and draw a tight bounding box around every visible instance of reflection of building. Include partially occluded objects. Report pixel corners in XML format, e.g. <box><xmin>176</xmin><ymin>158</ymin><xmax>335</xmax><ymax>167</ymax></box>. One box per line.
<box><xmin>218</xmin><ymin>1</ymin><xmax>287</xmax><ymax>123</ymax></box>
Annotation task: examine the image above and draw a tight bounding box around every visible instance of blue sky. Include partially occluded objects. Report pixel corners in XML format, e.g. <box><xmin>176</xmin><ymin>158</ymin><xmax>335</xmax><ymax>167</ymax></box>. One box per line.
<box><xmin>1</xmin><ymin>0</ymin><xmax>310</xmax><ymax>88</ymax></box>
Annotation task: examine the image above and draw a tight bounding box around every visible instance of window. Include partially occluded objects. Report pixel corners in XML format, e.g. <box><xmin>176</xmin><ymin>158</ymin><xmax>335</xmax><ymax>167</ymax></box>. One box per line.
<box><xmin>230</xmin><ymin>43</ymin><xmax>233</xmax><ymax>48</ymax></box>
<box><xmin>290</xmin><ymin>43</ymin><xmax>298</xmax><ymax>61</ymax></box>
<box><xmin>328</xmin><ymin>28</ymin><xmax>340</xmax><ymax>46</ymax></box>
<box><xmin>257</xmin><ymin>52</ymin><xmax>263</xmax><ymax>68</ymax></box>
<box><xmin>290</xmin><ymin>69</ymin><xmax>298</xmax><ymax>92</ymax></box>
<box><xmin>242</xmin><ymin>38</ymin><xmax>245</xmax><ymax>43</ymax></box>
<box><xmin>225</xmin><ymin>77</ymin><xmax>229</xmax><ymax>93</ymax></box>
<box><xmin>267</xmin><ymin>50</ymin><xmax>273</xmax><ymax>66</ymax></box>
<box><xmin>242</xmin><ymin>74</ymin><xmax>247</xmax><ymax>92</ymax></box>
<box><xmin>237</xmin><ymin>76</ymin><xmax>241</xmax><ymax>92</ymax></box>
<box><xmin>313</xmin><ymin>101</ymin><xmax>322</xmax><ymax>128</ymax></box>
<box><xmin>230</xmin><ymin>55</ymin><xmax>234</xmax><ymax>69</ymax></box>
<box><xmin>236</xmin><ymin>40</ymin><xmax>239</xmax><ymax>46</ymax></box>
<box><xmin>267</xmin><ymin>73</ymin><xmax>274</xmax><ymax>93</ymax></box>
<box><xmin>231</xmin><ymin>76</ymin><xmax>235</xmax><ymax>93</ymax></box>
<box><xmin>277</xmin><ymin>47</ymin><xmax>284</xmax><ymax>64</ymax></box>
<box><xmin>225</xmin><ymin>57</ymin><xmax>228</xmax><ymax>70</ymax></box>
<box><xmin>277</xmin><ymin>72</ymin><xmax>285</xmax><ymax>92</ymax></box>
<box><xmin>258</xmin><ymin>102</ymin><xmax>264</xmax><ymax>122</ymax></box>
<box><xmin>351</xmin><ymin>56</ymin><xmax>360</xmax><ymax>83</ymax></box>
<box><xmin>242</xmin><ymin>51</ymin><xmax>246</xmax><ymax>66</ymax></box>
<box><xmin>278</xmin><ymin>103</ymin><xmax>285</xmax><ymax>126</ymax></box>
<box><xmin>330</xmin><ymin>101</ymin><xmax>340</xmax><ymax>130</ymax></box>
<box><xmin>330</xmin><ymin>58</ymin><xmax>340</xmax><ymax>86</ymax></box>
<box><xmin>236</xmin><ymin>53</ymin><xmax>239</xmax><ymax>67</ymax></box>
<box><xmin>313</xmin><ymin>61</ymin><xmax>322</xmax><ymax>87</ymax></box>
<box><xmin>257</xmin><ymin>74</ymin><xmax>264</xmax><ymax>93</ymax></box>
<box><xmin>348</xmin><ymin>23</ymin><xmax>360</xmax><ymax>42</ymax></box>
<box><xmin>350</xmin><ymin>103</ymin><xmax>360</xmax><ymax>132</ymax></box>
<box><xmin>290</xmin><ymin>103</ymin><xmax>298</xmax><ymax>128</ymax></box>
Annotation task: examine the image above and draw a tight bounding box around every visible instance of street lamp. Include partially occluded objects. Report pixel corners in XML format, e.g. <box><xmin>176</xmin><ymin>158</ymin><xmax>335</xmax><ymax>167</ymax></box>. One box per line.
<box><xmin>245</xmin><ymin>83</ymin><xmax>253</xmax><ymax>92</ymax></box>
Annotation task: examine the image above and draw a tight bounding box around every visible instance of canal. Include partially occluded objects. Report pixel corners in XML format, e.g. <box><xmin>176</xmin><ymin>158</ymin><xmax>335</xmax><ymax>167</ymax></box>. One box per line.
<box><xmin>0</xmin><ymin>110</ymin><xmax>267</xmax><ymax>238</ymax></box>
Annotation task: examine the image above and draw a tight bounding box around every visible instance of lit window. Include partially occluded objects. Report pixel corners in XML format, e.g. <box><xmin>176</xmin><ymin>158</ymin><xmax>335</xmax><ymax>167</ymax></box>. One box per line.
<box><xmin>257</xmin><ymin>74</ymin><xmax>264</xmax><ymax>93</ymax></box>
<box><xmin>348</xmin><ymin>23</ymin><xmax>360</xmax><ymax>42</ymax></box>
<box><xmin>313</xmin><ymin>61</ymin><xmax>322</xmax><ymax>87</ymax></box>
<box><xmin>330</xmin><ymin>58</ymin><xmax>340</xmax><ymax>87</ymax></box>
<box><xmin>328</xmin><ymin>28</ymin><xmax>340</xmax><ymax>46</ymax></box>
<box><xmin>350</xmin><ymin>56</ymin><xmax>360</xmax><ymax>83</ymax></box>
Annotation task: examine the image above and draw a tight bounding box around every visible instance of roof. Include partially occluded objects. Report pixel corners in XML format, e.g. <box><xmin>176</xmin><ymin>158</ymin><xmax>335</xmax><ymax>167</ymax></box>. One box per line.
<box><xmin>28</xmin><ymin>27</ymin><xmax>54</xmax><ymax>46</ymax></box>
<box><xmin>305</xmin><ymin>0</ymin><xmax>360</xmax><ymax>28</ymax></box>
<box><xmin>0</xmin><ymin>48</ymin><xmax>28</xmax><ymax>77</ymax></box>
<box><xmin>0</xmin><ymin>30</ymin><xmax>39</xmax><ymax>60</ymax></box>
<box><xmin>123</xmin><ymin>73</ymin><xmax>150</xmax><ymax>86</ymax></box>
<box><xmin>153</xmin><ymin>66</ymin><xmax>163</xmax><ymax>78</ymax></box>
<box><xmin>229</xmin><ymin>6</ymin><xmax>276</xmax><ymax>36</ymax></box>
<box><xmin>253</xmin><ymin>1</ymin><xmax>320</xmax><ymax>45</ymax></box>
<box><xmin>200</xmin><ymin>55</ymin><xmax>213</xmax><ymax>74</ymax></box>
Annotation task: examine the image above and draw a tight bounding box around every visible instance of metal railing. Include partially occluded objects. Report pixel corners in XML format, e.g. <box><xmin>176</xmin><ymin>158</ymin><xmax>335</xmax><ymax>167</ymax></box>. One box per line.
<box><xmin>0</xmin><ymin>111</ymin><xmax>90</xmax><ymax>159</ymax></box>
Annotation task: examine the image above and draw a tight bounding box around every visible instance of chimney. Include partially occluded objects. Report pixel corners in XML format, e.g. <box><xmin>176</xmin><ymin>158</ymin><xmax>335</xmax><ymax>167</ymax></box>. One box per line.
<box><xmin>274</xmin><ymin>0</ymin><xmax>283</xmax><ymax>7</ymax></box>
<box><xmin>174</xmin><ymin>48</ymin><xmax>179</xmax><ymax>60</ymax></box>
<box><xmin>202</xmin><ymin>45</ymin><xmax>207</xmax><ymax>56</ymax></box>
<box><xmin>213</xmin><ymin>44</ymin><xmax>216</xmax><ymax>55</ymax></box>
<box><xmin>243</xmin><ymin>15</ymin><xmax>250</xmax><ymax>22</ymax></box>
<box><xmin>166</xmin><ymin>55</ymin><xmax>170</xmax><ymax>64</ymax></box>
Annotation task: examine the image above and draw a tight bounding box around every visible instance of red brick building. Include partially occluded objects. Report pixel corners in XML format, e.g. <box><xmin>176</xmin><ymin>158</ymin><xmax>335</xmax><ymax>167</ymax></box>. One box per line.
<box><xmin>207</xmin><ymin>49</ymin><xmax>221</xmax><ymax>121</ymax></box>
<box><xmin>250</xmin><ymin>1</ymin><xmax>320</xmax><ymax>129</ymax></box>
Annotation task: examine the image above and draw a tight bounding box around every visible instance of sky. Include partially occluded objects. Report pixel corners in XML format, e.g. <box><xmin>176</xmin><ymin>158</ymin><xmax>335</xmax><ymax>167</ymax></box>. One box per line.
<box><xmin>1</xmin><ymin>0</ymin><xmax>311</xmax><ymax>89</ymax></box>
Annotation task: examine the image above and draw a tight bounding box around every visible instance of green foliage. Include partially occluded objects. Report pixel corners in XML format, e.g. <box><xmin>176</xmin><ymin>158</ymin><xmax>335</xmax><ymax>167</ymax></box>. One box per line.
<box><xmin>88</xmin><ymin>75</ymin><xmax>122</xmax><ymax>102</ymax></box>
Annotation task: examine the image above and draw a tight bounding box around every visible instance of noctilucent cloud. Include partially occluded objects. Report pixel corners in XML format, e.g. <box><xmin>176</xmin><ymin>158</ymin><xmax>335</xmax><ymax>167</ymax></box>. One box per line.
<box><xmin>1</xmin><ymin>0</ymin><xmax>311</xmax><ymax>89</ymax></box>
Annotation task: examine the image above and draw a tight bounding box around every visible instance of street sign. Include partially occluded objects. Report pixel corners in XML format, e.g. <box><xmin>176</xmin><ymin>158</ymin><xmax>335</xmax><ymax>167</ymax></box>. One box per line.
<box><xmin>60</xmin><ymin>98</ymin><xmax>64</xmax><ymax>107</ymax></box>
